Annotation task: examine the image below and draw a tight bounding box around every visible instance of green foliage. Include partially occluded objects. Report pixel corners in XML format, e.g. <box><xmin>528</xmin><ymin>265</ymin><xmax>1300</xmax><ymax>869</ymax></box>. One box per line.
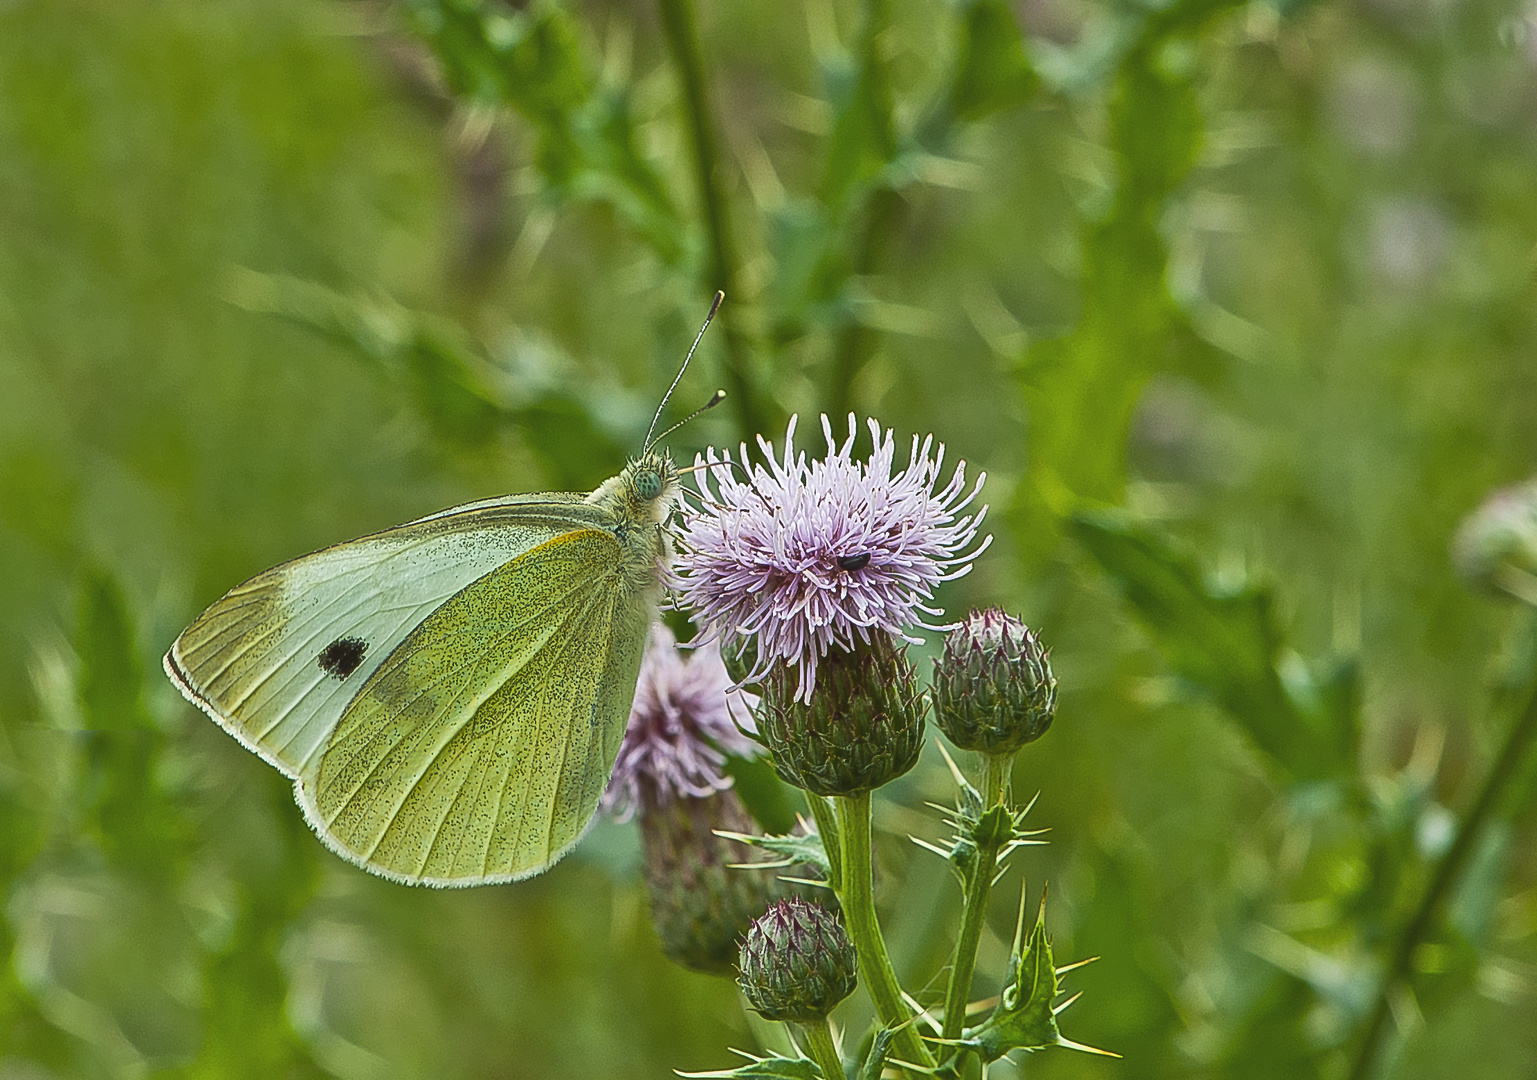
<box><xmin>679</xmin><ymin>1051</ymin><xmax>824</xmax><ymax>1080</ymax></box>
<box><xmin>75</xmin><ymin>571</ymin><xmax>181</xmax><ymax>877</ymax></box>
<box><xmin>956</xmin><ymin>893</ymin><xmax>1090</xmax><ymax>1062</ymax></box>
<box><xmin>4</xmin><ymin>0</ymin><xmax>1537</xmax><ymax>1076</ymax></box>
<box><xmin>941</xmin><ymin>0</ymin><xmax>1038</xmax><ymax>126</ymax></box>
<box><xmin>1070</xmin><ymin>508</ymin><xmax>1358</xmax><ymax>779</ymax></box>
<box><xmin>720</xmin><ymin>829</ymin><xmax>833</xmax><ymax>886</ymax></box>
<box><xmin>405</xmin><ymin>0</ymin><xmax>681</xmax><ymax>261</ymax></box>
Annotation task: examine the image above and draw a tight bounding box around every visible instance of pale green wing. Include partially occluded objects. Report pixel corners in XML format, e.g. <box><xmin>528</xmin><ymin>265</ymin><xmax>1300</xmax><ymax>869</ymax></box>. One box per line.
<box><xmin>164</xmin><ymin>493</ymin><xmax>611</xmax><ymax>778</ymax></box>
<box><xmin>298</xmin><ymin>527</ymin><xmax>653</xmax><ymax>886</ymax></box>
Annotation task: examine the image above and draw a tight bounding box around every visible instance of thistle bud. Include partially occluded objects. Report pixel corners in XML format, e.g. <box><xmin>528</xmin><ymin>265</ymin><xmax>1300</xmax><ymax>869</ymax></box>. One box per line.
<box><xmin>737</xmin><ymin>898</ymin><xmax>858</xmax><ymax>1022</ymax></box>
<box><xmin>640</xmin><ymin>788</ymin><xmax>787</xmax><ymax>975</ymax></box>
<box><xmin>758</xmin><ymin>636</ymin><xmax>925</xmax><ymax>797</ymax></box>
<box><xmin>932</xmin><ymin>609</ymin><xmax>1057</xmax><ymax>755</ymax></box>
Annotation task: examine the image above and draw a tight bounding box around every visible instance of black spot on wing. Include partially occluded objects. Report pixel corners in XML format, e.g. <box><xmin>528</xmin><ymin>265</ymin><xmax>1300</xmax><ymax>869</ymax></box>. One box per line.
<box><xmin>318</xmin><ymin>636</ymin><xmax>368</xmax><ymax>679</ymax></box>
<box><xmin>837</xmin><ymin>553</ymin><xmax>871</xmax><ymax>572</ymax></box>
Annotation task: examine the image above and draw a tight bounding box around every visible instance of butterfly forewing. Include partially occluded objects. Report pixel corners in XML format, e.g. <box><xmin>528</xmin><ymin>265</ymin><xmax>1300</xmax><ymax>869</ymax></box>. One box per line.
<box><xmin>302</xmin><ymin>528</ymin><xmax>646</xmax><ymax>885</ymax></box>
<box><xmin>165</xmin><ymin>495</ymin><xmax>610</xmax><ymax>778</ymax></box>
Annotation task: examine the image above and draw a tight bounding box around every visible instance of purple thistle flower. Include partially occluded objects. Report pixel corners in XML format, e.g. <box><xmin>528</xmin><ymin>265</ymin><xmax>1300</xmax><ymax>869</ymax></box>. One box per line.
<box><xmin>601</xmin><ymin>622</ymin><xmax>761</xmax><ymax>822</ymax></box>
<box><xmin>675</xmin><ymin>414</ymin><xmax>990</xmax><ymax>701</ymax></box>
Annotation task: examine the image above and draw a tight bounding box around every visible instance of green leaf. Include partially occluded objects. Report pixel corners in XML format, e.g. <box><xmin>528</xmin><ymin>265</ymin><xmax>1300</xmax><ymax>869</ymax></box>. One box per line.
<box><xmin>817</xmin><ymin>3</ymin><xmax>897</xmax><ymax>211</ymax></box>
<box><xmin>856</xmin><ymin>1026</ymin><xmax>899</xmax><ymax>1080</ymax></box>
<box><xmin>969</xmin><ymin>907</ymin><xmax>1058</xmax><ymax>1060</ymax></box>
<box><xmin>764</xmin><ymin>201</ymin><xmax>850</xmax><ymax>341</ymax></box>
<box><xmin>222</xmin><ymin>267</ymin><xmax>411</xmax><ymax>362</ymax></box>
<box><xmin>406</xmin><ymin>333</ymin><xmax>503</xmax><ymax>448</ymax></box>
<box><xmin>715</xmin><ymin>827</ymin><xmax>832</xmax><ymax>883</ymax></box>
<box><xmin>958</xmin><ymin>890</ymin><xmax>1116</xmax><ymax>1063</ymax></box>
<box><xmin>587</xmin><ymin>88</ymin><xmax>683</xmax><ymax>263</ymax></box>
<box><xmin>225</xmin><ymin>268</ymin><xmax>647</xmax><ymax>478</ymax></box>
<box><xmin>678</xmin><ymin>1051</ymin><xmax>824</xmax><ymax>1080</ymax></box>
<box><xmin>1070</xmin><ymin>509</ymin><xmax>1357</xmax><ymax>780</ymax></box>
<box><xmin>510</xmin><ymin>392</ymin><xmax>628</xmax><ymax>491</ymax></box>
<box><xmin>405</xmin><ymin>0</ymin><xmax>590</xmax><ymax>114</ymax></box>
<box><xmin>1013</xmin><ymin>1</ymin><xmax>1246</xmax><ymax>562</ymax></box>
<box><xmin>926</xmin><ymin>750</ymin><xmax>1048</xmax><ymax>888</ymax></box>
<box><xmin>225</xmin><ymin>269</ymin><xmax>503</xmax><ymax>444</ymax></box>
<box><xmin>404</xmin><ymin>0</ymin><xmax>683</xmax><ymax>261</ymax></box>
<box><xmin>944</xmin><ymin>0</ymin><xmax>1037</xmax><ymax>124</ymax></box>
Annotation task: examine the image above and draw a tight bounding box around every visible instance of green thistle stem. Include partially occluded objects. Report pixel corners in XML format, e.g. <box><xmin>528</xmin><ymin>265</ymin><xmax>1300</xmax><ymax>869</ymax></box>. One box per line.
<box><xmin>797</xmin><ymin>1019</ymin><xmax>845</xmax><ymax>1080</ymax></box>
<box><xmin>940</xmin><ymin>810</ymin><xmax>1006</xmax><ymax>1042</ymax></box>
<box><xmin>809</xmin><ymin>793</ymin><xmax>843</xmax><ymax>892</ymax></box>
<box><xmin>833</xmin><ymin>791</ymin><xmax>934</xmax><ymax>1070</ymax></box>
<box><xmin>981</xmin><ymin>752</ymin><xmax>1012</xmax><ymax>806</ymax></box>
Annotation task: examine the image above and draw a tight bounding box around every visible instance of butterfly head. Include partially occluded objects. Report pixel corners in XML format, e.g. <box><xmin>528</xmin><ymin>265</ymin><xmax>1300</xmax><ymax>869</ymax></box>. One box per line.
<box><xmin>627</xmin><ymin>452</ymin><xmax>679</xmax><ymax>517</ymax></box>
<box><xmin>588</xmin><ymin>451</ymin><xmax>680</xmax><ymax>529</ymax></box>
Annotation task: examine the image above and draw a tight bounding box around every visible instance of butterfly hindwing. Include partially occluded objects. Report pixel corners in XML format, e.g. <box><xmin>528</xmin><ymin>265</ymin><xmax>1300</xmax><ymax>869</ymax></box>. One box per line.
<box><xmin>164</xmin><ymin>494</ymin><xmax>609</xmax><ymax>778</ymax></box>
<box><xmin>300</xmin><ymin>527</ymin><xmax>651</xmax><ymax>885</ymax></box>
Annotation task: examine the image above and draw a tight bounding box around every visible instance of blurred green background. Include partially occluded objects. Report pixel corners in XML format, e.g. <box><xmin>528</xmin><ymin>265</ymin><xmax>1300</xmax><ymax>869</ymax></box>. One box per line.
<box><xmin>3</xmin><ymin>0</ymin><xmax>1537</xmax><ymax>1077</ymax></box>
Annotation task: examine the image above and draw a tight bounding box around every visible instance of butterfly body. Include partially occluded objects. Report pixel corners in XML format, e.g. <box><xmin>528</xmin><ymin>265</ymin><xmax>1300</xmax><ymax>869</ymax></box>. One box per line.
<box><xmin>165</xmin><ymin>452</ymin><xmax>679</xmax><ymax>886</ymax></box>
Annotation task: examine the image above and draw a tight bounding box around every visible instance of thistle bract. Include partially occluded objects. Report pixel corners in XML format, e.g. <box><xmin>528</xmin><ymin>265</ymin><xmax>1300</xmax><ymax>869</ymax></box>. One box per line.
<box><xmin>737</xmin><ymin>898</ymin><xmax>858</xmax><ymax>1022</ymax></box>
<box><xmin>932</xmin><ymin>608</ymin><xmax>1057</xmax><ymax>755</ymax></box>
<box><xmin>759</xmin><ymin>635</ymin><xmax>925</xmax><ymax>797</ymax></box>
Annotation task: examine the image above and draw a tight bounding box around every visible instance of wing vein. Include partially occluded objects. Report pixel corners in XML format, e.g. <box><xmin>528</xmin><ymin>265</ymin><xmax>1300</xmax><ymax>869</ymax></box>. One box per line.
<box><xmin>332</xmin><ymin>562</ymin><xmax>603</xmax><ymax>841</ymax></box>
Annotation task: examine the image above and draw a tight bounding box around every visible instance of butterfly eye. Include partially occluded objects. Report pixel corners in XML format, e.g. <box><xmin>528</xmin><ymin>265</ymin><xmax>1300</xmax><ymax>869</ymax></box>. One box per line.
<box><xmin>634</xmin><ymin>469</ymin><xmax>663</xmax><ymax>501</ymax></box>
<box><xmin>837</xmin><ymin>553</ymin><xmax>871</xmax><ymax>572</ymax></box>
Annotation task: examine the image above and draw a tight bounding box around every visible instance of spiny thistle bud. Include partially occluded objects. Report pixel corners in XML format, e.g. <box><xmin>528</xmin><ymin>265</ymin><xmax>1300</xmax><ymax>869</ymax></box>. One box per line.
<box><xmin>758</xmin><ymin>635</ymin><xmax>925</xmax><ymax>797</ymax></box>
<box><xmin>641</xmin><ymin>789</ymin><xmax>787</xmax><ymax>975</ymax></box>
<box><xmin>932</xmin><ymin>608</ymin><xmax>1057</xmax><ymax>755</ymax></box>
<box><xmin>737</xmin><ymin>898</ymin><xmax>858</xmax><ymax>1022</ymax></box>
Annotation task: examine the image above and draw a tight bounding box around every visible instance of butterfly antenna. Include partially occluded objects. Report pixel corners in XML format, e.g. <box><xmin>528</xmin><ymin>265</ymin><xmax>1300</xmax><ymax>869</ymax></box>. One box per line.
<box><xmin>649</xmin><ymin>389</ymin><xmax>727</xmax><ymax>449</ymax></box>
<box><xmin>644</xmin><ymin>290</ymin><xmax>724</xmax><ymax>454</ymax></box>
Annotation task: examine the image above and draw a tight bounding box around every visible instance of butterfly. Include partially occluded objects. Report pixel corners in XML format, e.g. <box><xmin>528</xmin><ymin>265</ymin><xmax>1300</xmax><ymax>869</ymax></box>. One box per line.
<box><xmin>164</xmin><ymin>294</ymin><xmax>724</xmax><ymax>887</ymax></box>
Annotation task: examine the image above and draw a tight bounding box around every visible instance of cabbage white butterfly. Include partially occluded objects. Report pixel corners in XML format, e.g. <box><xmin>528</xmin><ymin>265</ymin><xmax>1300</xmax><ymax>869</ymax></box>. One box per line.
<box><xmin>165</xmin><ymin>294</ymin><xmax>725</xmax><ymax>887</ymax></box>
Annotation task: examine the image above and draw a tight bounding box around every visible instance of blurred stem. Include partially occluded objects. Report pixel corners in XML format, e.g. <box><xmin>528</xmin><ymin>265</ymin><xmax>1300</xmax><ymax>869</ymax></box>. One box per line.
<box><xmin>1346</xmin><ymin>662</ymin><xmax>1537</xmax><ymax>1080</ymax></box>
<box><xmin>809</xmin><ymin>793</ymin><xmax>844</xmax><ymax>892</ymax></box>
<box><xmin>655</xmin><ymin>0</ymin><xmax>767</xmax><ymax>444</ymax></box>
<box><xmin>827</xmin><ymin>0</ymin><xmax>900</xmax><ymax>420</ymax></box>
<box><xmin>834</xmin><ymin>791</ymin><xmax>934</xmax><ymax>1071</ymax></box>
<box><xmin>796</xmin><ymin>1019</ymin><xmax>845</xmax><ymax>1080</ymax></box>
<box><xmin>940</xmin><ymin>824</ymin><xmax>1004</xmax><ymax>1042</ymax></box>
<box><xmin>828</xmin><ymin>187</ymin><xmax>904</xmax><ymax>420</ymax></box>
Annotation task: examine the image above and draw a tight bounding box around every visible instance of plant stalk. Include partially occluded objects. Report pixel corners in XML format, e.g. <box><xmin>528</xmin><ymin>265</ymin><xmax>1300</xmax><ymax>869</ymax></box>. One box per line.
<box><xmin>1346</xmin><ymin>665</ymin><xmax>1537</xmax><ymax>1080</ymax></box>
<box><xmin>809</xmin><ymin>793</ymin><xmax>843</xmax><ymax>893</ymax></box>
<box><xmin>654</xmin><ymin>0</ymin><xmax>768</xmax><ymax>444</ymax></box>
<box><xmin>940</xmin><ymin>825</ymin><xmax>1005</xmax><ymax>1041</ymax></box>
<box><xmin>981</xmin><ymin>752</ymin><xmax>1012</xmax><ymax>807</ymax></box>
<box><xmin>797</xmin><ymin>1019</ymin><xmax>845</xmax><ymax>1080</ymax></box>
<box><xmin>824</xmin><ymin>0</ymin><xmax>900</xmax><ymax>420</ymax></box>
<box><xmin>834</xmin><ymin>791</ymin><xmax>934</xmax><ymax>1070</ymax></box>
